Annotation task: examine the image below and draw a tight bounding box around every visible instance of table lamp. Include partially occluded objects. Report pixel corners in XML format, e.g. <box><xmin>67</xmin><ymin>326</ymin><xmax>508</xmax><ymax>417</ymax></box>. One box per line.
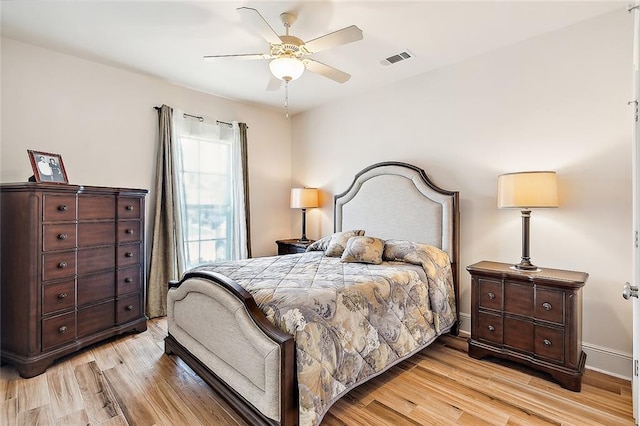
<box><xmin>290</xmin><ymin>188</ymin><xmax>319</xmax><ymax>242</ymax></box>
<box><xmin>497</xmin><ymin>171</ymin><xmax>558</xmax><ymax>271</ymax></box>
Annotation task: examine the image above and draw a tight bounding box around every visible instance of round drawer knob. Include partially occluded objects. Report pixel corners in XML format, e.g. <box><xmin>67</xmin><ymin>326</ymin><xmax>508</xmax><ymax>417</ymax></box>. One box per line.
<box><xmin>487</xmin><ymin>292</ymin><xmax>496</xmax><ymax>300</ymax></box>
<box><xmin>125</xmin><ymin>277</ymin><xmax>133</xmax><ymax>283</ymax></box>
<box><xmin>125</xmin><ymin>252</ymin><xmax>134</xmax><ymax>258</ymax></box>
<box><xmin>58</xmin><ymin>233</ymin><xmax>68</xmax><ymax>240</ymax></box>
<box><xmin>57</xmin><ymin>205</ymin><xmax>68</xmax><ymax>211</ymax></box>
<box><xmin>126</xmin><ymin>229</ymin><xmax>134</xmax><ymax>235</ymax></box>
<box><xmin>58</xmin><ymin>261</ymin><xmax>68</xmax><ymax>268</ymax></box>
<box><xmin>58</xmin><ymin>292</ymin><xmax>68</xmax><ymax>300</ymax></box>
<box><xmin>543</xmin><ymin>339</ymin><xmax>552</xmax><ymax>346</ymax></box>
<box><xmin>59</xmin><ymin>326</ymin><xmax>68</xmax><ymax>333</ymax></box>
<box><xmin>487</xmin><ymin>325</ymin><xmax>495</xmax><ymax>332</ymax></box>
<box><xmin>126</xmin><ymin>305</ymin><xmax>134</xmax><ymax>311</ymax></box>
<box><xmin>126</xmin><ymin>205</ymin><xmax>134</xmax><ymax>211</ymax></box>
<box><xmin>542</xmin><ymin>302</ymin><xmax>552</xmax><ymax>311</ymax></box>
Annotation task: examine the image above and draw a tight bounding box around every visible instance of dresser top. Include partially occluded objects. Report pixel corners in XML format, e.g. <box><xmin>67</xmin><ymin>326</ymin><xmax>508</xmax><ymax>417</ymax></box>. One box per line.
<box><xmin>467</xmin><ymin>260</ymin><xmax>588</xmax><ymax>288</ymax></box>
<box><xmin>1</xmin><ymin>182</ymin><xmax>147</xmax><ymax>194</ymax></box>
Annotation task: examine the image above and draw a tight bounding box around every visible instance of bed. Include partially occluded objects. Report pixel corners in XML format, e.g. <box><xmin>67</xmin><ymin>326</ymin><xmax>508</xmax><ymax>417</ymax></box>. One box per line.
<box><xmin>164</xmin><ymin>161</ymin><xmax>460</xmax><ymax>426</ymax></box>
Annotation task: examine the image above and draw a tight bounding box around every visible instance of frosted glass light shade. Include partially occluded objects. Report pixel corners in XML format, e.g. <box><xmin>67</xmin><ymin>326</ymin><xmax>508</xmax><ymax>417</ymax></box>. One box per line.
<box><xmin>290</xmin><ymin>188</ymin><xmax>319</xmax><ymax>209</ymax></box>
<box><xmin>497</xmin><ymin>171</ymin><xmax>558</xmax><ymax>209</ymax></box>
<box><xmin>270</xmin><ymin>56</ymin><xmax>305</xmax><ymax>81</ymax></box>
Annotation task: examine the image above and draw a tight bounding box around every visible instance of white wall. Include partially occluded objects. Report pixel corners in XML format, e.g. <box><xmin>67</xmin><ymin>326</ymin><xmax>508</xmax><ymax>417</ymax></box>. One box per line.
<box><xmin>292</xmin><ymin>10</ymin><xmax>634</xmax><ymax>377</ymax></box>
<box><xmin>1</xmin><ymin>37</ymin><xmax>292</xmax><ymax>258</ymax></box>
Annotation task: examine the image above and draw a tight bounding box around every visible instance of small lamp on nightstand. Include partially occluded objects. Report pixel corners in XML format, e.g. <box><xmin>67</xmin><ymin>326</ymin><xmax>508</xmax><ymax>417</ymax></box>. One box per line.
<box><xmin>290</xmin><ymin>187</ymin><xmax>319</xmax><ymax>242</ymax></box>
<box><xmin>497</xmin><ymin>171</ymin><xmax>558</xmax><ymax>271</ymax></box>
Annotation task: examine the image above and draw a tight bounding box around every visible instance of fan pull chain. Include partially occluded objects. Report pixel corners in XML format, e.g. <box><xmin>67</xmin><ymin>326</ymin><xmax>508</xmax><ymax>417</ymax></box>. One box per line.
<box><xmin>284</xmin><ymin>80</ymin><xmax>290</xmax><ymax>119</ymax></box>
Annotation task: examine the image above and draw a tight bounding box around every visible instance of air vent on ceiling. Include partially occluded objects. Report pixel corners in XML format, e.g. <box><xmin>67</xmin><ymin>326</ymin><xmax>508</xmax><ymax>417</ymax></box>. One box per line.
<box><xmin>380</xmin><ymin>50</ymin><xmax>413</xmax><ymax>66</ymax></box>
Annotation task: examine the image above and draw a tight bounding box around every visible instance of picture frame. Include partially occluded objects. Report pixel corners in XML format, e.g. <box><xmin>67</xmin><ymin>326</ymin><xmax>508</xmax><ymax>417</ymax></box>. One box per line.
<box><xmin>27</xmin><ymin>150</ymin><xmax>69</xmax><ymax>184</ymax></box>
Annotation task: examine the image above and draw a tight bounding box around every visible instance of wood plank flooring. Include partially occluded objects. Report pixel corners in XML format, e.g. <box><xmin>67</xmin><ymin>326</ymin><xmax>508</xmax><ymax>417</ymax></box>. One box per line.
<box><xmin>1</xmin><ymin>318</ymin><xmax>634</xmax><ymax>425</ymax></box>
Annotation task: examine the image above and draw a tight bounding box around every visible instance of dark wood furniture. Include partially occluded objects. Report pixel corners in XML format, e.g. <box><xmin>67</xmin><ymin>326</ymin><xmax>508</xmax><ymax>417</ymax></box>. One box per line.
<box><xmin>275</xmin><ymin>238</ymin><xmax>315</xmax><ymax>255</ymax></box>
<box><xmin>467</xmin><ymin>261</ymin><xmax>588</xmax><ymax>391</ymax></box>
<box><xmin>1</xmin><ymin>182</ymin><xmax>148</xmax><ymax>378</ymax></box>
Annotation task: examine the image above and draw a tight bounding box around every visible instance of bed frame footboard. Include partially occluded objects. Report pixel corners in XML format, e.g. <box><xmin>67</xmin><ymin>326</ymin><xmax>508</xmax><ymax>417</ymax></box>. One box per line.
<box><xmin>165</xmin><ymin>271</ymin><xmax>298</xmax><ymax>426</ymax></box>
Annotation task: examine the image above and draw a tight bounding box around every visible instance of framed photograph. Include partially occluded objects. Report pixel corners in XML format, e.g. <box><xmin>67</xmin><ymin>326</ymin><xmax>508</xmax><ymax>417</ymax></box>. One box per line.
<box><xmin>27</xmin><ymin>150</ymin><xmax>69</xmax><ymax>183</ymax></box>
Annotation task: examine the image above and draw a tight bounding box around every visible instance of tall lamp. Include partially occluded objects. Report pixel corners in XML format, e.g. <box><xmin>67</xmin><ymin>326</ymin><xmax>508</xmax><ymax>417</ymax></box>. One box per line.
<box><xmin>290</xmin><ymin>188</ymin><xmax>319</xmax><ymax>242</ymax></box>
<box><xmin>497</xmin><ymin>171</ymin><xmax>558</xmax><ymax>271</ymax></box>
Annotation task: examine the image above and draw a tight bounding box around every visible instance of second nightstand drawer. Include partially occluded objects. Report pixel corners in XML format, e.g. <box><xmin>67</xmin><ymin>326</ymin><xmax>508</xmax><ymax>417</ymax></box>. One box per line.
<box><xmin>477</xmin><ymin>311</ymin><xmax>503</xmax><ymax>344</ymax></box>
<box><xmin>535</xmin><ymin>326</ymin><xmax>565</xmax><ymax>363</ymax></box>
<box><xmin>535</xmin><ymin>288</ymin><xmax>565</xmax><ymax>324</ymax></box>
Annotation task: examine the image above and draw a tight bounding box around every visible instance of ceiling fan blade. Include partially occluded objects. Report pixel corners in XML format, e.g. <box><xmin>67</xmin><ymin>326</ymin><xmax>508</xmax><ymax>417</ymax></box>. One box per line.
<box><xmin>303</xmin><ymin>59</ymin><xmax>351</xmax><ymax>83</ymax></box>
<box><xmin>203</xmin><ymin>53</ymin><xmax>272</xmax><ymax>61</ymax></box>
<box><xmin>237</xmin><ymin>7</ymin><xmax>282</xmax><ymax>45</ymax></box>
<box><xmin>266</xmin><ymin>75</ymin><xmax>283</xmax><ymax>91</ymax></box>
<box><xmin>304</xmin><ymin>25</ymin><xmax>363</xmax><ymax>53</ymax></box>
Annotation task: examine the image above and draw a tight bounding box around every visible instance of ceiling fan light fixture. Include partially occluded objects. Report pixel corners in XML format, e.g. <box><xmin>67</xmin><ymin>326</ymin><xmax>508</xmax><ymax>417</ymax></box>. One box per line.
<box><xmin>269</xmin><ymin>56</ymin><xmax>305</xmax><ymax>81</ymax></box>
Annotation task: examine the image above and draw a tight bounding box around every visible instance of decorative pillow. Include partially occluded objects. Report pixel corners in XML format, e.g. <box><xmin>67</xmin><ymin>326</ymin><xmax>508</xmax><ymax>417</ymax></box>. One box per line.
<box><xmin>340</xmin><ymin>236</ymin><xmax>384</xmax><ymax>264</ymax></box>
<box><xmin>305</xmin><ymin>235</ymin><xmax>331</xmax><ymax>252</ymax></box>
<box><xmin>324</xmin><ymin>230</ymin><xmax>366</xmax><ymax>257</ymax></box>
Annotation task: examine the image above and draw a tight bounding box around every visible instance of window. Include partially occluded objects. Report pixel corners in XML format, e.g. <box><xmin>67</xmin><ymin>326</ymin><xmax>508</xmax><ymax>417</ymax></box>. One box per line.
<box><xmin>174</xmin><ymin>115</ymin><xmax>245</xmax><ymax>269</ymax></box>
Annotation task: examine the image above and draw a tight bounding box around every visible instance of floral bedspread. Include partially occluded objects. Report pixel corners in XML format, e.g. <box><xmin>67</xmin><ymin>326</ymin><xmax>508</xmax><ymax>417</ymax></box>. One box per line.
<box><xmin>192</xmin><ymin>240</ymin><xmax>457</xmax><ymax>426</ymax></box>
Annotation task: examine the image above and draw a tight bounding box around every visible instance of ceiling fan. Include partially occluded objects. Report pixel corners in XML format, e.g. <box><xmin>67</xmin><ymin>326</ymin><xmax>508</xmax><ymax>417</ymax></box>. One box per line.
<box><xmin>203</xmin><ymin>7</ymin><xmax>364</xmax><ymax>88</ymax></box>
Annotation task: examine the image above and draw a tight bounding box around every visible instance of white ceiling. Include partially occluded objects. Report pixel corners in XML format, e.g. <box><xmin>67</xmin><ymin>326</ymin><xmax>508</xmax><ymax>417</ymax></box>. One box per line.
<box><xmin>1</xmin><ymin>1</ymin><xmax>624</xmax><ymax>115</ymax></box>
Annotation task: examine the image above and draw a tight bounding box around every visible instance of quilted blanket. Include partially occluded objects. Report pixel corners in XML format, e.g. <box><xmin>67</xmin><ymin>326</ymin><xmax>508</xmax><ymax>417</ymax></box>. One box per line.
<box><xmin>192</xmin><ymin>240</ymin><xmax>457</xmax><ymax>426</ymax></box>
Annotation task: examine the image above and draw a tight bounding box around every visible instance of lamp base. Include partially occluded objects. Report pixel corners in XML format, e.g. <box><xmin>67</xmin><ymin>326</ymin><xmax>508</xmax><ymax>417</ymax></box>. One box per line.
<box><xmin>297</xmin><ymin>237</ymin><xmax>310</xmax><ymax>243</ymax></box>
<box><xmin>511</xmin><ymin>261</ymin><xmax>541</xmax><ymax>272</ymax></box>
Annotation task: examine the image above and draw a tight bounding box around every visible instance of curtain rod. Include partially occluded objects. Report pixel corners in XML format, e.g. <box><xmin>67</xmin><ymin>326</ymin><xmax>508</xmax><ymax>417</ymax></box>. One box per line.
<box><xmin>153</xmin><ymin>106</ymin><xmax>232</xmax><ymax>127</ymax></box>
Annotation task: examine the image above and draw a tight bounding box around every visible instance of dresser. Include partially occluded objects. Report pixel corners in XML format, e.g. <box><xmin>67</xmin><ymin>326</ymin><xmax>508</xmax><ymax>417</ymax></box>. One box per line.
<box><xmin>276</xmin><ymin>238</ymin><xmax>315</xmax><ymax>255</ymax></box>
<box><xmin>467</xmin><ymin>261</ymin><xmax>588</xmax><ymax>391</ymax></box>
<box><xmin>0</xmin><ymin>183</ymin><xmax>148</xmax><ymax>377</ymax></box>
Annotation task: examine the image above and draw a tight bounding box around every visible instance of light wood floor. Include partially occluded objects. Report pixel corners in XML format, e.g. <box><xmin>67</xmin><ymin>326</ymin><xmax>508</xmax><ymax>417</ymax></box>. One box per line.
<box><xmin>0</xmin><ymin>318</ymin><xmax>634</xmax><ymax>426</ymax></box>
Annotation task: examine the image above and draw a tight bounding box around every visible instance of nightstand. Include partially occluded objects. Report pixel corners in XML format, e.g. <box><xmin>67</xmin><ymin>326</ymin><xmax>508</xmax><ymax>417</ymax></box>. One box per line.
<box><xmin>276</xmin><ymin>238</ymin><xmax>315</xmax><ymax>255</ymax></box>
<box><xmin>467</xmin><ymin>261</ymin><xmax>588</xmax><ymax>391</ymax></box>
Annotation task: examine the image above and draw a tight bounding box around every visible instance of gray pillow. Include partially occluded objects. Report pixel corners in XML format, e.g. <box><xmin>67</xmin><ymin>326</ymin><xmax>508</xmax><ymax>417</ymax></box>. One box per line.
<box><xmin>340</xmin><ymin>236</ymin><xmax>385</xmax><ymax>264</ymax></box>
<box><xmin>305</xmin><ymin>235</ymin><xmax>331</xmax><ymax>252</ymax></box>
<box><xmin>325</xmin><ymin>230</ymin><xmax>365</xmax><ymax>257</ymax></box>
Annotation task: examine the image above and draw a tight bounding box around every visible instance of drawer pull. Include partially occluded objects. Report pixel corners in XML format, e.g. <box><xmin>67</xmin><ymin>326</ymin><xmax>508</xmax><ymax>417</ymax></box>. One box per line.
<box><xmin>126</xmin><ymin>305</ymin><xmax>134</xmax><ymax>311</ymax></box>
<box><xmin>126</xmin><ymin>205</ymin><xmax>134</xmax><ymax>211</ymax></box>
<box><xmin>125</xmin><ymin>277</ymin><xmax>133</xmax><ymax>283</ymax></box>
<box><xmin>543</xmin><ymin>339</ymin><xmax>552</xmax><ymax>346</ymax></box>
<box><xmin>487</xmin><ymin>292</ymin><xmax>496</xmax><ymax>300</ymax></box>
<box><xmin>57</xmin><ymin>233</ymin><xmax>68</xmax><ymax>240</ymax></box>
<box><xmin>59</xmin><ymin>326</ymin><xmax>68</xmax><ymax>333</ymax></box>
<box><xmin>58</xmin><ymin>261</ymin><xmax>68</xmax><ymax>269</ymax></box>
<box><xmin>125</xmin><ymin>252</ymin><xmax>134</xmax><ymax>258</ymax></box>
<box><xmin>487</xmin><ymin>325</ymin><xmax>495</xmax><ymax>332</ymax></box>
<box><xmin>542</xmin><ymin>302</ymin><xmax>552</xmax><ymax>311</ymax></box>
<box><xmin>58</xmin><ymin>292</ymin><xmax>68</xmax><ymax>300</ymax></box>
<box><xmin>126</xmin><ymin>229</ymin><xmax>134</xmax><ymax>235</ymax></box>
<box><xmin>57</xmin><ymin>205</ymin><xmax>68</xmax><ymax>212</ymax></box>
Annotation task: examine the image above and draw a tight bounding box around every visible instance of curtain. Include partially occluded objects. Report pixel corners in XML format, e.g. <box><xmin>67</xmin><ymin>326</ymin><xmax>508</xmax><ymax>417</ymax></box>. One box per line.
<box><xmin>147</xmin><ymin>105</ymin><xmax>185</xmax><ymax>318</ymax></box>
<box><xmin>237</xmin><ymin>122</ymin><xmax>252</xmax><ymax>258</ymax></box>
<box><xmin>232</xmin><ymin>121</ymin><xmax>251</xmax><ymax>259</ymax></box>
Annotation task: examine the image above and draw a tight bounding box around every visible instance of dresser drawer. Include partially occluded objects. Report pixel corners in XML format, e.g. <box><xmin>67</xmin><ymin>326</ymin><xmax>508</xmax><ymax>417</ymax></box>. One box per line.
<box><xmin>478</xmin><ymin>278</ymin><xmax>502</xmax><ymax>310</ymax></box>
<box><xmin>476</xmin><ymin>311</ymin><xmax>503</xmax><ymax>344</ymax></box>
<box><xmin>118</xmin><ymin>197</ymin><xmax>143</xmax><ymax>219</ymax></box>
<box><xmin>43</xmin><ymin>194</ymin><xmax>76</xmax><ymax>222</ymax></box>
<box><xmin>503</xmin><ymin>317</ymin><xmax>534</xmax><ymax>353</ymax></box>
<box><xmin>117</xmin><ymin>293</ymin><xmax>142</xmax><ymax>324</ymax></box>
<box><xmin>77</xmin><ymin>300</ymin><xmax>115</xmax><ymax>337</ymax></box>
<box><xmin>77</xmin><ymin>246</ymin><xmax>115</xmax><ymax>274</ymax></box>
<box><xmin>43</xmin><ymin>279</ymin><xmax>76</xmax><ymax>315</ymax></box>
<box><xmin>42</xmin><ymin>251</ymin><xmax>76</xmax><ymax>281</ymax></box>
<box><xmin>117</xmin><ymin>265</ymin><xmax>142</xmax><ymax>296</ymax></box>
<box><xmin>535</xmin><ymin>326</ymin><xmax>564</xmax><ymax>363</ymax></box>
<box><xmin>43</xmin><ymin>224</ymin><xmax>76</xmax><ymax>251</ymax></box>
<box><xmin>78</xmin><ymin>196</ymin><xmax>115</xmax><ymax>220</ymax></box>
<box><xmin>42</xmin><ymin>312</ymin><xmax>76</xmax><ymax>350</ymax></box>
<box><xmin>504</xmin><ymin>281</ymin><xmax>533</xmax><ymax>317</ymax></box>
<box><xmin>535</xmin><ymin>288</ymin><xmax>565</xmax><ymax>325</ymax></box>
<box><xmin>78</xmin><ymin>270</ymin><xmax>115</xmax><ymax>305</ymax></box>
<box><xmin>117</xmin><ymin>220</ymin><xmax>141</xmax><ymax>243</ymax></box>
<box><xmin>117</xmin><ymin>243</ymin><xmax>140</xmax><ymax>267</ymax></box>
<box><xmin>77</xmin><ymin>222</ymin><xmax>115</xmax><ymax>247</ymax></box>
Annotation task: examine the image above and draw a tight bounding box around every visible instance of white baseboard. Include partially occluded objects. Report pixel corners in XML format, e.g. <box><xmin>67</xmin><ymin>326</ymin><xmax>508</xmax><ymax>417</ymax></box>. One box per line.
<box><xmin>456</xmin><ymin>312</ymin><xmax>632</xmax><ymax>380</ymax></box>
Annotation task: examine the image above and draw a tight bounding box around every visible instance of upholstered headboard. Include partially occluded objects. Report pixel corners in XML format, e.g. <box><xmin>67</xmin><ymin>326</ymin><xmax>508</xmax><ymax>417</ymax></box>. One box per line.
<box><xmin>334</xmin><ymin>161</ymin><xmax>459</xmax><ymax>261</ymax></box>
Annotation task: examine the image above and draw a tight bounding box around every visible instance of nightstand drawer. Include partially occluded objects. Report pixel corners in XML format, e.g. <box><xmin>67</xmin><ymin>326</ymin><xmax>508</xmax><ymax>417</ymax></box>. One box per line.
<box><xmin>477</xmin><ymin>311</ymin><xmax>503</xmax><ymax>344</ymax></box>
<box><xmin>535</xmin><ymin>326</ymin><xmax>564</xmax><ymax>363</ymax></box>
<box><xmin>478</xmin><ymin>278</ymin><xmax>502</xmax><ymax>310</ymax></box>
<box><xmin>535</xmin><ymin>288</ymin><xmax>564</xmax><ymax>324</ymax></box>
